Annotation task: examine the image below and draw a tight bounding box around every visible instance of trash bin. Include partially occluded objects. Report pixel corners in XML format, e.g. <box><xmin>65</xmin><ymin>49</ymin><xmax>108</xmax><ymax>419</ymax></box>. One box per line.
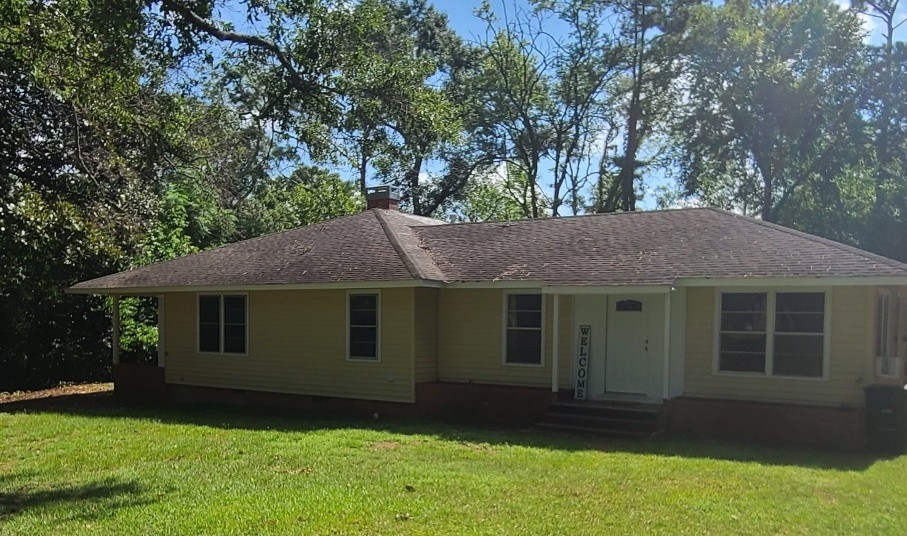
<box><xmin>864</xmin><ymin>384</ymin><xmax>907</xmax><ymax>454</ymax></box>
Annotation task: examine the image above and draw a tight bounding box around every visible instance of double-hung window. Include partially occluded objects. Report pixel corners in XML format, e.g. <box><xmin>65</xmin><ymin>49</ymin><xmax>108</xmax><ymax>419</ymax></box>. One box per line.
<box><xmin>718</xmin><ymin>291</ymin><xmax>827</xmax><ymax>378</ymax></box>
<box><xmin>198</xmin><ymin>294</ymin><xmax>247</xmax><ymax>354</ymax></box>
<box><xmin>505</xmin><ymin>293</ymin><xmax>543</xmax><ymax>365</ymax></box>
<box><xmin>348</xmin><ymin>293</ymin><xmax>380</xmax><ymax>361</ymax></box>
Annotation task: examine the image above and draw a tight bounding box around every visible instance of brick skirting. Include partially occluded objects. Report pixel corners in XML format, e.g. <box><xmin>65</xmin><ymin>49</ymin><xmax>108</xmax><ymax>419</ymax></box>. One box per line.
<box><xmin>115</xmin><ymin>372</ymin><xmax>871</xmax><ymax>450</ymax></box>
<box><xmin>414</xmin><ymin>382</ymin><xmax>555</xmax><ymax>425</ymax></box>
<box><xmin>112</xmin><ymin>363</ymin><xmax>166</xmax><ymax>400</ymax></box>
<box><xmin>157</xmin><ymin>381</ymin><xmax>555</xmax><ymax>425</ymax></box>
<box><xmin>662</xmin><ymin>397</ymin><xmax>868</xmax><ymax>451</ymax></box>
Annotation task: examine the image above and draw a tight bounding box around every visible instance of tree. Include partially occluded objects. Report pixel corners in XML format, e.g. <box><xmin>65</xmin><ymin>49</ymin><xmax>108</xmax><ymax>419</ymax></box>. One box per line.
<box><xmin>851</xmin><ymin>0</ymin><xmax>907</xmax><ymax>260</ymax></box>
<box><xmin>594</xmin><ymin>0</ymin><xmax>698</xmax><ymax>213</ymax></box>
<box><xmin>237</xmin><ymin>165</ymin><xmax>362</xmax><ymax>237</ymax></box>
<box><xmin>0</xmin><ymin>0</ymin><xmax>185</xmax><ymax>388</ymax></box>
<box><xmin>338</xmin><ymin>0</ymin><xmax>470</xmax><ymax>215</ymax></box>
<box><xmin>441</xmin><ymin>166</ymin><xmax>528</xmax><ymax>222</ymax></box>
<box><xmin>534</xmin><ymin>0</ymin><xmax>622</xmax><ymax>216</ymax></box>
<box><xmin>469</xmin><ymin>2</ymin><xmax>558</xmax><ymax>219</ymax></box>
<box><xmin>675</xmin><ymin>0</ymin><xmax>869</xmax><ymax>235</ymax></box>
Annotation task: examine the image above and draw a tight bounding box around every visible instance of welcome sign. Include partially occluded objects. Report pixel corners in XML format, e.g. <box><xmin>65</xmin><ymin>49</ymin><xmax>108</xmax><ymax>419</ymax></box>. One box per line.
<box><xmin>575</xmin><ymin>325</ymin><xmax>591</xmax><ymax>400</ymax></box>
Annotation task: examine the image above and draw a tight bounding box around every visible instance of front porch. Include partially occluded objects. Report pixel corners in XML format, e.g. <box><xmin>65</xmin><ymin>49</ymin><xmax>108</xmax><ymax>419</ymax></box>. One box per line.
<box><xmin>545</xmin><ymin>286</ymin><xmax>685</xmax><ymax>405</ymax></box>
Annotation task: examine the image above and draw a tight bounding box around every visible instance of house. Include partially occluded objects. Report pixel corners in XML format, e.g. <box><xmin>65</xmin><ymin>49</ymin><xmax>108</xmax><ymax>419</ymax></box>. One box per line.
<box><xmin>69</xmin><ymin>187</ymin><xmax>907</xmax><ymax>451</ymax></box>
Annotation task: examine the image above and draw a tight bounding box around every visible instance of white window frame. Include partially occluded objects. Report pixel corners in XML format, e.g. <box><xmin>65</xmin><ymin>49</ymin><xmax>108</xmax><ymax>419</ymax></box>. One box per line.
<box><xmin>712</xmin><ymin>288</ymin><xmax>831</xmax><ymax>380</ymax></box>
<box><xmin>347</xmin><ymin>290</ymin><xmax>381</xmax><ymax>362</ymax></box>
<box><xmin>197</xmin><ymin>293</ymin><xmax>249</xmax><ymax>356</ymax></box>
<box><xmin>501</xmin><ymin>290</ymin><xmax>545</xmax><ymax>367</ymax></box>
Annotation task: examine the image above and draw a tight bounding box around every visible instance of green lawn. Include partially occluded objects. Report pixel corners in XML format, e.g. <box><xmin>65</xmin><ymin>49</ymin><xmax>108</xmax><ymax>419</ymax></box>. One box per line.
<box><xmin>1</xmin><ymin>392</ymin><xmax>906</xmax><ymax>535</ymax></box>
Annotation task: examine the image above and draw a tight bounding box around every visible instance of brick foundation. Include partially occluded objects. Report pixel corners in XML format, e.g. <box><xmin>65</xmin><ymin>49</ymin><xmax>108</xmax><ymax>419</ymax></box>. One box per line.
<box><xmin>414</xmin><ymin>382</ymin><xmax>555</xmax><ymax>425</ymax></box>
<box><xmin>112</xmin><ymin>363</ymin><xmax>166</xmax><ymax>400</ymax></box>
<box><xmin>160</xmin><ymin>381</ymin><xmax>554</xmax><ymax>425</ymax></box>
<box><xmin>663</xmin><ymin>397</ymin><xmax>867</xmax><ymax>452</ymax></box>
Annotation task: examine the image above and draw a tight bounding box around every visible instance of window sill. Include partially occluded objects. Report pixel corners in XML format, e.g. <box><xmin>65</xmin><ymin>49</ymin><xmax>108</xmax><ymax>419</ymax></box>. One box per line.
<box><xmin>502</xmin><ymin>361</ymin><xmax>545</xmax><ymax>368</ymax></box>
<box><xmin>714</xmin><ymin>371</ymin><xmax>828</xmax><ymax>382</ymax></box>
<box><xmin>347</xmin><ymin>357</ymin><xmax>382</xmax><ymax>363</ymax></box>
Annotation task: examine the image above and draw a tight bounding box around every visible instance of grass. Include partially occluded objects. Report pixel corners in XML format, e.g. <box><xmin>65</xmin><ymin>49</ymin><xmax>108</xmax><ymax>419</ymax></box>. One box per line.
<box><xmin>2</xmin><ymin>392</ymin><xmax>907</xmax><ymax>535</ymax></box>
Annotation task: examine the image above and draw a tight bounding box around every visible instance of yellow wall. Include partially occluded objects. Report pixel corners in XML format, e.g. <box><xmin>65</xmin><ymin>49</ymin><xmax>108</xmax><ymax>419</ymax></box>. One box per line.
<box><xmin>436</xmin><ymin>289</ymin><xmax>572</xmax><ymax>388</ymax></box>
<box><xmin>413</xmin><ymin>287</ymin><xmax>438</xmax><ymax>382</ymax></box>
<box><xmin>163</xmin><ymin>288</ymin><xmax>414</xmax><ymax>402</ymax></box>
<box><xmin>684</xmin><ymin>286</ymin><xmax>873</xmax><ymax>407</ymax></box>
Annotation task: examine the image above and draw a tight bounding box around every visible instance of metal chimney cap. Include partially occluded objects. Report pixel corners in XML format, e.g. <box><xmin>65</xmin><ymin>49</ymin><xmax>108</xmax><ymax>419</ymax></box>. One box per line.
<box><xmin>365</xmin><ymin>185</ymin><xmax>402</xmax><ymax>201</ymax></box>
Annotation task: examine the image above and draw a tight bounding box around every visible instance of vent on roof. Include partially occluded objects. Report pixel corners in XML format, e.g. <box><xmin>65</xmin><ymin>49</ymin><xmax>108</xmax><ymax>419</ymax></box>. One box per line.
<box><xmin>366</xmin><ymin>185</ymin><xmax>401</xmax><ymax>211</ymax></box>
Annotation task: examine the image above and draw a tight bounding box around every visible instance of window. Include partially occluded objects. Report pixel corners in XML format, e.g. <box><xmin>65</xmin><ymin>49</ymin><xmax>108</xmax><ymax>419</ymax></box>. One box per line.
<box><xmin>773</xmin><ymin>292</ymin><xmax>825</xmax><ymax>376</ymax></box>
<box><xmin>348</xmin><ymin>293</ymin><xmax>379</xmax><ymax>361</ymax></box>
<box><xmin>505</xmin><ymin>293</ymin><xmax>543</xmax><ymax>365</ymax></box>
<box><xmin>616</xmin><ymin>299</ymin><xmax>643</xmax><ymax>312</ymax></box>
<box><xmin>718</xmin><ymin>291</ymin><xmax>826</xmax><ymax>378</ymax></box>
<box><xmin>198</xmin><ymin>294</ymin><xmax>247</xmax><ymax>354</ymax></box>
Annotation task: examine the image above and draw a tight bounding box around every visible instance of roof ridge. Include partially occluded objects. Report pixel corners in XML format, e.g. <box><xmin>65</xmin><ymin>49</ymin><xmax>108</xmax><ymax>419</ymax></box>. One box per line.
<box><xmin>373</xmin><ymin>210</ymin><xmax>427</xmax><ymax>280</ymax></box>
<box><xmin>405</xmin><ymin>206</ymin><xmax>716</xmax><ymax>228</ymax></box>
<box><xmin>706</xmin><ymin>208</ymin><xmax>907</xmax><ymax>272</ymax></box>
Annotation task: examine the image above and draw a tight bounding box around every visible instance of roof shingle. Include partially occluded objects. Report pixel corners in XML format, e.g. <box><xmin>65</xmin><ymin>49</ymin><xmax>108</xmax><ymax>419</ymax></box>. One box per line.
<box><xmin>413</xmin><ymin>208</ymin><xmax>907</xmax><ymax>284</ymax></box>
<box><xmin>70</xmin><ymin>207</ymin><xmax>907</xmax><ymax>292</ymax></box>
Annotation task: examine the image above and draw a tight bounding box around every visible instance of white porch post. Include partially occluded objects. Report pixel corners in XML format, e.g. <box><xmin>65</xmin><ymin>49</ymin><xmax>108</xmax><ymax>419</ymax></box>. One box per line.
<box><xmin>662</xmin><ymin>290</ymin><xmax>672</xmax><ymax>400</ymax></box>
<box><xmin>112</xmin><ymin>294</ymin><xmax>121</xmax><ymax>365</ymax></box>
<box><xmin>157</xmin><ymin>295</ymin><xmax>166</xmax><ymax>367</ymax></box>
<box><xmin>552</xmin><ymin>294</ymin><xmax>560</xmax><ymax>393</ymax></box>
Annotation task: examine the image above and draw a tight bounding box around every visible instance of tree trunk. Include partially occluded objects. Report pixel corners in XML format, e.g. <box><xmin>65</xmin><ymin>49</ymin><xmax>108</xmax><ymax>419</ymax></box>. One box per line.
<box><xmin>407</xmin><ymin>155</ymin><xmax>424</xmax><ymax>215</ymax></box>
<box><xmin>358</xmin><ymin>148</ymin><xmax>368</xmax><ymax>197</ymax></box>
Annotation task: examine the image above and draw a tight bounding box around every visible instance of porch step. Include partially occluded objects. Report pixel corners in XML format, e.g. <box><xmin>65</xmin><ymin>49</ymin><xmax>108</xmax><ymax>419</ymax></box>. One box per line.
<box><xmin>535</xmin><ymin>401</ymin><xmax>661</xmax><ymax>437</ymax></box>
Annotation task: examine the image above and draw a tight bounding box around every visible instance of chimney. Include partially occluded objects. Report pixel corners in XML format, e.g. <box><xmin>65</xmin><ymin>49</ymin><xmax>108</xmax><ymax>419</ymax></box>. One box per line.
<box><xmin>366</xmin><ymin>185</ymin><xmax>401</xmax><ymax>211</ymax></box>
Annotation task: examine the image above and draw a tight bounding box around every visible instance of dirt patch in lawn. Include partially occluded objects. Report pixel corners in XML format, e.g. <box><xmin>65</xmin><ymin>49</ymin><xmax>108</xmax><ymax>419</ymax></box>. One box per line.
<box><xmin>369</xmin><ymin>440</ymin><xmax>402</xmax><ymax>451</ymax></box>
<box><xmin>0</xmin><ymin>383</ymin><xmax>113</xmax><ymax>411</ymax></box>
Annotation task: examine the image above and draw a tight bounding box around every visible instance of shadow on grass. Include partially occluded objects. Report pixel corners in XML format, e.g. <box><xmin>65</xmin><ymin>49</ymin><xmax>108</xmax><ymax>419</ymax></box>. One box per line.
<box><xmin>0</xmin><ymin>390</ymin><xmax>887</xmax><ymax>472</ymax></box>
<box><xmin>0</xmin><ymin>475</ymin><xmax>150</xmax><ymax>523</ymax></box>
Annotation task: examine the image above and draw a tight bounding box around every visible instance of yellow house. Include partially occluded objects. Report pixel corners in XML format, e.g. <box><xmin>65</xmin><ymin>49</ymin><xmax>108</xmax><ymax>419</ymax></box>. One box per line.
<box><xmin>70</xmin><ymin>187</ymin><xmax>907</xmax><ymax>451</ymax></box>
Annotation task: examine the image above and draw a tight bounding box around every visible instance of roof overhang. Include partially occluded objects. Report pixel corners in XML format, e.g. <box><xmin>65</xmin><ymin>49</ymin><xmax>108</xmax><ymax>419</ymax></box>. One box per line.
<box><xmin>675</xmin><ymin>276</ymin><xmax>907</xmax><ymax>287</ymax></box>
<box><xmin>542</xmin><ymin>285</ymin><xmax>672</xmax><ymax>295</ymax></box>
<box><xmin>66</xmin><ymin>279</ymin><xmax>446</xmax><ymax>296</ymax></box>
<box><xmin>66</xmin><ymin>275</ymin><xmax>907</xmax><ymax>297</ymax></box>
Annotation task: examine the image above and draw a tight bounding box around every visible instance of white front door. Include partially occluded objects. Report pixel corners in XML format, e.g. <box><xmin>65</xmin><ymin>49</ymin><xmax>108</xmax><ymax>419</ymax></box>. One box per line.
<box><xmin>605</xmin><ymin>295</ymin><xmax>653</xmax><ymax>395</ymax></box>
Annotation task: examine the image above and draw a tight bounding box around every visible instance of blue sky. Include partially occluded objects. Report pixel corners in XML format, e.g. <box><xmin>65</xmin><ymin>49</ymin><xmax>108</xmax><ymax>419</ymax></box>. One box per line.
<box><xmin>436</xmin><ymin>0</ymin><xmax>907</xmax><ymax>44</ymax></box>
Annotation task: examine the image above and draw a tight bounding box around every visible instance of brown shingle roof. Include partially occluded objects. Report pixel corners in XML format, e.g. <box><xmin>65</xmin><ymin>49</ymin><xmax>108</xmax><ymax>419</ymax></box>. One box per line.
<box><xmin>412</xmin><ymin>208</ymin><xmax>907</xmax><ymax>285</ymax></box>
<box><xmin>70</xmin><ymin>207</ymin><xmax>907</xmax><ymax>292</ymax></box>
<box><xmin>70</xmin><ymin>210</ymin><xmax>443</xmax><ymax>291</ymax></box>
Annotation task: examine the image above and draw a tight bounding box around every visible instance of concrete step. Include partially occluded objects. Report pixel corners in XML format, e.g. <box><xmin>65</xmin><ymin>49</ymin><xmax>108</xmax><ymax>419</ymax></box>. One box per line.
<box><xmin>540</xmin><ymin>411</ymin><xmax>656</xmax><ymax>432</ymax></box>
<box><xmin>537</xmin><ymin>401</ymin><xmax>662</xmax><ymax>437</ymax></box>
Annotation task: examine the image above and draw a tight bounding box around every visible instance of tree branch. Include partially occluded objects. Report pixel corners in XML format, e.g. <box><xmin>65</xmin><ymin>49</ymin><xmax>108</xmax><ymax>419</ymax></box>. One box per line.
<box><xmin>159</xmin><ymin>0</ymin><xmax>311</xmax><ymax>93</ymax></box>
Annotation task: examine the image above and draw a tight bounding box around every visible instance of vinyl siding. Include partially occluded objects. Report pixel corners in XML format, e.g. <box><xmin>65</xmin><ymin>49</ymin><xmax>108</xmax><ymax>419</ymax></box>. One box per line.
<box><xmin>683</xmin><ymin>286</ymin><xmax>872</xmax><ymax>407</ymax></box>
<box><xmin>437</xmin><ymin>289</ymin><xmax>572</xmax><ymax>388</ymax></box>
<box><xmin>164</xmin><ymin>288</ymin><xmax>414</xmax><ymax>402</ymax></box>
<box><xmin>413</xmin><ymin>287</ymin><xmax>439</xmax><ymax>382</ymax></box>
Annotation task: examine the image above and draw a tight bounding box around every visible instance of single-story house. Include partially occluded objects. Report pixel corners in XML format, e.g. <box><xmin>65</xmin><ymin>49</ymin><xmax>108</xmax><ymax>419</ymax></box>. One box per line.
<box><xmin>70</xmin><ymin>187</ymin><xmax>907</xmax><ymax>451</ymax></box>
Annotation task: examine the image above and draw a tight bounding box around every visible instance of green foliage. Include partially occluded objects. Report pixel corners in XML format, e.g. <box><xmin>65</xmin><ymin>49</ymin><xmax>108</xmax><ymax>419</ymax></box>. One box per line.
<box><xmin>675</xmin><ymin>0</ymin><xmax>869</xmax><ymax>232</ymax></box>
<box><xmin>237</xmin><ymin>165</ymin><xmax>363</xmax><ymax>236</ymax></box>
<box><xmin>442</xmin><ymin>167</ymin><xmax>529</xmax><ymax>222</ymax></box>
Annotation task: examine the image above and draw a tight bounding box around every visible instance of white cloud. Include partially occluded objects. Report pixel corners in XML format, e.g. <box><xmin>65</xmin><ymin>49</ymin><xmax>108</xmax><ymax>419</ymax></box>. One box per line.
<box><xmin>834</xmin><ymin>0</ymin><xmax>882</xmax><ymax>39</ymax></box>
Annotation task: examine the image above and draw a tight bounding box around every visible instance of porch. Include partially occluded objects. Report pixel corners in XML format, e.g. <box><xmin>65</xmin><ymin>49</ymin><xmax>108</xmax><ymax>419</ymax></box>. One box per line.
<box><xmin>544</xmin><ymin>285</ymin><xmax>684</xmax><ymax>406</ymax></box>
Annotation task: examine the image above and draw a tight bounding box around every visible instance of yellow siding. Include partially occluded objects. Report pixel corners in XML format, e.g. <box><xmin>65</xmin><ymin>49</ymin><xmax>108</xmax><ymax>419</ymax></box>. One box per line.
<box><xmin>684</xmin><ymin>286</ymin><xmax>872</xmax><ymax>407</ymax></box>
<box><xmin>437</xmin><ymin>289</ymin><xmax>572</xmax><ymax>388</ymax></box>
<box><xmin>413</xmin><ymin>287</ymin><xmax>438</xmax><ymax>382</ymax></box>
<box><xmin>164</xmin><ymin>288</ymin><xmax>414</xmax><ymax>402</ymax></box>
